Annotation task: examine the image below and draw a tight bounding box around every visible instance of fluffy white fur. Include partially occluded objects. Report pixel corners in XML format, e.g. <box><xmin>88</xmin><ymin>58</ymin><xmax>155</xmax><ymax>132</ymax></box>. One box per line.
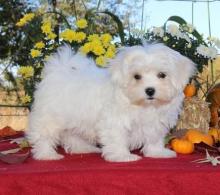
<box><xmin>27</xmin><ymin>43</ymin><xmax>195</xmax><ymax>162</ymax></box>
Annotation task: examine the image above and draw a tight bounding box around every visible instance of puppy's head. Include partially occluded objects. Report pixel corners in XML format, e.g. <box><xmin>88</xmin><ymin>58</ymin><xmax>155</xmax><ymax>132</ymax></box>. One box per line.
<box><xmin>109</xmin><ymin>43</ymin><xmax>196</xmax><ymax>106</ymax></box>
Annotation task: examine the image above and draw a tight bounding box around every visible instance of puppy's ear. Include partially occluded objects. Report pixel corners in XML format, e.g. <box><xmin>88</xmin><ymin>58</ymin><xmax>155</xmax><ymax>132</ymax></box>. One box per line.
<box><xmin>172</xmin><ymin>51</ymin><xmax>196</xmax><ymax>90</ymax></box>
<box><xmin>108</xmin><ymin>47</ymin><xmax>128</xmax><ymax>85</ymax></box>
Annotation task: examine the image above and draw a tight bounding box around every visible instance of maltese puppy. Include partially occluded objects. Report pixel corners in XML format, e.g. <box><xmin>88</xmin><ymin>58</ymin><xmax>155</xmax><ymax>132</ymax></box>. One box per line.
<box><xmin>27</xmin><ymin>43</ymin><xmax>195</xmax><ymax>162</ymax></box>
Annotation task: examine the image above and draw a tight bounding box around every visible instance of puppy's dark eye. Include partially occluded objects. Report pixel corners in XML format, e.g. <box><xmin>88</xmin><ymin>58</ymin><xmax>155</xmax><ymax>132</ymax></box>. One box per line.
<box><xmin>157</xmin><ymin>72</ymin><xmax>166</xmax><ymax>79</ymax></box>
<box><xmin>134</xmin><ymin>74</ymin><xmax>142</xmax><ymax>80</ymax></box>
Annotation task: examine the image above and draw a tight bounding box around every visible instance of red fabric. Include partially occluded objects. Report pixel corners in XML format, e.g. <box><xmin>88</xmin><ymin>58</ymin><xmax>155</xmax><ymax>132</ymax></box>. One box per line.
<box><xmin>0</xmin><ymin>149</ymin><xmax>220</xmax><ymax>195</ymax></box>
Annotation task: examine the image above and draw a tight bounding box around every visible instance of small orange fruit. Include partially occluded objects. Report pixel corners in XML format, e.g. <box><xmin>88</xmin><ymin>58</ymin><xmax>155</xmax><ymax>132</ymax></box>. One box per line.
<box><xmin>184</xmin><ymin>129</ymin><xmax>214</xmax><ymax>146</ymax></box>
<box><xmin>184</xmin><ymin>84</ymin><xmax>196</xmax><ymax>97</ymax></box>
<box><xmin>171</xmin><ymin>138</ymin><xmax>194</xmax><ymax>154</ymax></box>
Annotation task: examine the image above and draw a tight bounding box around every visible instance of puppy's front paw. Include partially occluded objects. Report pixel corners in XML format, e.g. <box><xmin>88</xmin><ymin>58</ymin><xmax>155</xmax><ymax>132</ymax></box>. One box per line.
<box><xmin>104</xmin><ymin>153</ymin><xmax>142</xmax><ymax>162</ymax></box>
<box><xmin>32</xmin><ymin>149</ymin><xmax>64</xmax><ymax>160</ymax></box>
<box><xmin>144</xmin><ymin>148</ymin><xmax>176</xmax><ymax>158</ymax></box>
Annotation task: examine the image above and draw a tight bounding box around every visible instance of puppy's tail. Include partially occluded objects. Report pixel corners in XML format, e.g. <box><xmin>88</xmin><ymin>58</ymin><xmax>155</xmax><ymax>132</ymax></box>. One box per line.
<box><xmin>43</xmin><ymin>44</ymin><xmax>94</xmax><ymax>76</ymax></box>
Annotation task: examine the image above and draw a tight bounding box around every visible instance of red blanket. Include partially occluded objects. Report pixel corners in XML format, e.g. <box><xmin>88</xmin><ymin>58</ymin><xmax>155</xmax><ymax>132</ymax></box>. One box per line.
<box><xmin>0</xmin><ymin>150</ymin><xmax>220</xmax><ymax>195</ymax></box>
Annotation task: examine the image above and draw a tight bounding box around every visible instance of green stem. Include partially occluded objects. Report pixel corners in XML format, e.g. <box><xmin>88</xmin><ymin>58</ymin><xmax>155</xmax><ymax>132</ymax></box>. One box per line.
<box><xmin>45</xmin><ymin>11</ymin><xmax>71</xmax><ymax>29</ymax></box>
<box><xmin>72</xmin><ymin>0</ymin><xmax>78</xmax><ymax>19</ymax></box>
<box><xmin>96</xmin><ymin>0</ymin><xmax>102</xmax><ymax>11</ymax></box>
<box><xmin>207</xmin><ymin>1</ymin><xmax>214</xmax><ymax>84</ymax></box>
<box><xmin>141</xmin><ymin>0</ymin><xmax>145</xmax><ymax>31</ymax></box>
<box><xmin>191</xmin><ymin>1</ymin><xmax>194</xmax><ymax>26</ymax></box>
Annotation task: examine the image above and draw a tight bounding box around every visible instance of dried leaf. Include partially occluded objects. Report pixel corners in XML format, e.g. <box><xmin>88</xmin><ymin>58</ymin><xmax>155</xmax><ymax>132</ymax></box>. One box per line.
<box><xmin>1</xmin><ymin>148</ymin><xmax>21</xmax><ymax>155</ymax></box>
<box><xmin>194</xmin><ymin>142</ymin><xmax>220</xmax><ymax>155</ymax></box>
<box><xmin>192</xmin><ymin>150</ymin><xmax>220</xmax><ymax>166</ymax></box>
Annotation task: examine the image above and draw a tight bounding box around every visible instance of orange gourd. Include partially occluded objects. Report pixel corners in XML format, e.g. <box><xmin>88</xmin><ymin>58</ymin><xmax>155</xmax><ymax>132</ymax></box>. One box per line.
<box><xmin>184</xmin><ymin>129</ymin><xmax>214</xmax><ymax>146</ymax></box>
<box><xmin>171</xmin><ymin>138</ymin><xmax>194</xmax><ymax>154</ymax></box>
<box><xmin>208</xmin><ymin>128</ymin><xmax>220</xmax><ymax>143</ymax></box>
<box><xmin>184</xmin><ymin>84</ymin><xmax>196</xmax><ymax>97</ymax></box>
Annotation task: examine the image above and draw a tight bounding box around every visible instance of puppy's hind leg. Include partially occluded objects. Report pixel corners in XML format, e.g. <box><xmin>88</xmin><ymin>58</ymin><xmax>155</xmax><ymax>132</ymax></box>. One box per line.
<box><xmin>61</xmin><ymin>133</ymin><xmax>101</xmax><ymax>154</ymax></box>
<box><xmin>27</xmin><ymin>117</ymin><xmax>64</xmax><ymax>160</ymax></box>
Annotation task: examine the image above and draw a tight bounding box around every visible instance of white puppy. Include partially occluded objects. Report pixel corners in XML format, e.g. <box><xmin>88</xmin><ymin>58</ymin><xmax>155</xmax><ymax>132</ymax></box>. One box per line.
<box><xmin>27</xmin><ymin>43</ymin><xmax>195</xmax><ymax>162</ymax></box>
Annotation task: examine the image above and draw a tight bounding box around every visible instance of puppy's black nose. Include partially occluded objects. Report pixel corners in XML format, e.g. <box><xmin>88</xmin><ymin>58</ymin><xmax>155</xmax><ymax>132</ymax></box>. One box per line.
<box><xmin>145</xmin><ymin>87</ymin><xmax>155</xmax><ymax>97</ymax></box>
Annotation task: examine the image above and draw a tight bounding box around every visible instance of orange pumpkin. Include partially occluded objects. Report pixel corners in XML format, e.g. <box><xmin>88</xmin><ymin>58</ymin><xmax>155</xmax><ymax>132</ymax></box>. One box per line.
<box><xmin>171</xmin><ymin>138</ymin><xmax>194</xmax><ymax>154</ymax></box>
<box><xmin>184</xmin><ymin>84</ymin><xmax>196</xmax><ymax>97</ymax></box>
<box><xmin>184</xmin><ymin>129</ymin><xmax>214</xmax><ymax>146</ymax></box>
<box><xmin>208</xmin><ymin>128</ymin><xmax>220</xmax><ymax>143</ymax></box>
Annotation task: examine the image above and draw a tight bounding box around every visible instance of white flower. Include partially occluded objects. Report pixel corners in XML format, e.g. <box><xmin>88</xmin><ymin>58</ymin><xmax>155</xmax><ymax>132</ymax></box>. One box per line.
<box><xmin>187</xmin><ymin>43</ymin><xmax>192</xmax><ymax>48</ymax></box>
<box><xmin>213</xmin><ymin>37</ymin><xmax>220</xmax><ymax>49</ymax></box>
<box><xmin>181</xmin><ymin>33</ymin><xmax>191</xmax><ymax>43</ymax></box>
<box><xmin>196</xmin><ymin>44</ymin><xmax>217</xmax><ymax>59</ymax></box>
<box><xmin>207</xmin><ymin>46</ymin><xmax>218</xmax><ymax>59</ymax></box>
<box><xmin>152</xmin><ymin>27</ymin><xmax>164</xmax><ymax>38</ymax></box>
<box><xmin>163</xmin><ymin>36</ymin><xmax>169</xmax><ymax>41</ymax></box>
<box><xmin>186</xmin><ymin>23</ymin><xmax>194</xmax><ymax>33</ymax></box>
<box><xmin>131</xmin><ymin>28</ymin><xmax>145</xmax><ymax>37</ymax></box>
<box><xmin>166</xmin><ymin>24</ymin><xmax>182</xmax><ymax>39</ymax></box>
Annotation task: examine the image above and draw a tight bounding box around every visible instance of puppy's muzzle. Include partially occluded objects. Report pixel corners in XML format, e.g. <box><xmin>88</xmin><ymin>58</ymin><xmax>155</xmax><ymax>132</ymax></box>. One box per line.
<box><xmin>145</xmin><ymin>87</ymin><xmax>155</xmax><ymax>99</ymax></box>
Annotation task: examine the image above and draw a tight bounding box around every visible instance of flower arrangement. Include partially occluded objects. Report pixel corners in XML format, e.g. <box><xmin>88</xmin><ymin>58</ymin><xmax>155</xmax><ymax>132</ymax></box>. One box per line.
<box><xmin>10</xmin><ymin>13</ymin><xmax>220</xmax><ymax>107</ymax></box>
<box><xmin>15</xmin><ymin>10</ymin><xmax>120</xmax><ymax>106</ymax></box>
<box><xmin>145</xmin><ymin>16</ymin><xmax>220</xmax><ymax>73</ymax></box>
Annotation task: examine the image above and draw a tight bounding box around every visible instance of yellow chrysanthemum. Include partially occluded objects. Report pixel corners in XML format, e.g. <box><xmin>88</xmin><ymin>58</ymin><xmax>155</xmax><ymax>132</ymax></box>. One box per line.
<box><xmin>30</xmin><ymin>49</ymin><xmax>41</xmax><ymax>58</ymax></box>
<box><xmin>16</xmin><ymin>13</ymin><xmax>35</xmax><ymax>27</ymax></box>
<box><xmin>92</xmin><ymin>45</ymin><xmax>105</xmax><ymax>56</ymax></box>
<box><xmin>34</xmin><ymin>41</ymin><xmax>45</xmax><ymax>49</ymax></box>
<box><xmin>47</xmin><ymin>32</ymin><xmax>57</xmax><ymax>40</ymax></box>
<box><xmin>108</xmin><ymin>44</ymin><xmax>116</xmax><ymax>53</ymax></box>
<box><xmin>76</xmin><ymin>19</ymin><xmax>88</xmax><ymax>29</ymax></box>
<box><xmin>75</xmin><ymin>32</ymin><xmax>86</xmax><ymax>43</ymax></box>
<box><xmin>88</xmin><ymin>34</ymin><xmax>100</xmax><ymax>42</ymax></box>
<box><xmin>60</xmin><ymin>29</ymin><xmax>76</xmax><ymax>43</ymax></box>
<box><xmin>41</xmin><ymin>21</ymin><xmax>52</xmax><ymax>34</ymax></box>
<box><xmin>95</xmin><ymin>56</ymin><xmax>106</xmax><ymax>67</ymax></box>
<box><xmin>105</xmin><ymin>47</ymin><xmax>115</xmax><ymax>58</ymax></box>
<box><xmin>101</xmin><ymin>33</ymin><xmax>112</xmax><ymax>48</ymax></box>
<box><xmin>24</xmin><ymin>13</ymin><xmax>35</xmax><ymax>21</ymax></box>
<box><xmin>16</xmin><ymin>19</ymin><xmax>26</xmax><ymax>27</ymax></box>
<box><xmin>18</xmin><ymin>66</ymin><xmax>34</xmax><ymax>79</ymax></box>
<box><xmin>80</xmin><ymin>42</ymin><xmax>92</xmax><ymax>54</ymax></box>
<box><xmin>21</xmin><ymin>95</ymin><xmax>31</xmax><ymax>104</ymax></box>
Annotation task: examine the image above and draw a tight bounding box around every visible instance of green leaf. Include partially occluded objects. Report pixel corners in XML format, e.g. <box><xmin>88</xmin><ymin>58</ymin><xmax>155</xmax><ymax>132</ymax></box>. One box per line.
<box><xmin>84</xmin><ymin>9</ymin><xmax>125</xmax><ymax>45</ymax></box>
<box><xmin>99</xmin><ymin>10</ymin><xmax>125</xmax><ymax>45</ymax></box>
<box><xmin>85</xmin><ymin>8</ymin><xmax>96</xmax><ymax>21</ymax></box>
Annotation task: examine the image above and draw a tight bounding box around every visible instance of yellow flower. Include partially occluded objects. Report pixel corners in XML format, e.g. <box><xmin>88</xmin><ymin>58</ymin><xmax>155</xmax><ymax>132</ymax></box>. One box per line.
<box><xmin>108</xmin><ymin>44</ymin><xmax>116</xmax><ymax>53</ymax></box>
<box><xmin>105</xmin><ymin>47</ymin><xmax>115</xmax><ymax>58</ymax></box>
<box><xmin>101</xmin><ymin>33</ymin><xmax>112</xmax><ymax>48</ymax></box>
<box><xmin>60</xmin><ymin>29</ymin><xmax>76</xmax><ymax>43</ymax></box>
<box><xmin>16</xmin><ymin>13</ymin><xmax>35</xmax><ymax>27</ymax></box>
<box><xmin>21</xmin><ymin>95</ymin><xmax>31</xmax><ymax>104</ymax></box>
<box><xmin>24</xmin><ymin>13</ymin><xmax>35</xmax><ymax>21</ymax></box>
<box><xmin>41</xmin><ymin>21</ymin><xmax>52</xmax><ymax>34</ymax></box>
<box><xmin>92</xmin><ymin>45</ymin><xmax>105</xmax><ymax>56</ymax></box>
<box><xmin>88</xmin><ymin>34</ymin><xmax>99</xmax><ymax>42</ymax></box>
<box><xmin>75</xmin><ymin>32</ymin><xmax>86</xmax><ymax>43</ymax></box>
<box><xmin>30</xmin><ymin>49</ymin><xmax>41</xmax><ymax>58</ymax></box>
<box><xmin>80</xmin><ymin>42</ymin><xmax>92</xmax><ymax>54</ymax></box>
<box><xmin>95</xmin><ymin>56</ymin><xmax>106</xmax><ymax>67</ymax></box>
<box><xmin>18</xmin><ymin>66</ymin><xmax>34</xmax><ymax>79</ymax></box>
<box><xmin>47</xmin><ymin>32</ymin><xmax>57</xmax><ymax>40</ymax></box>
<box><xmin>76</xmin><ymin>19</ymin><xmax>88</xmax><ymax>29</ymax></box>
<box><xmin>16</xmin><ymin>19</ymin><xmax>26</xmax><ymax>27</ymax></box>
<box><xmin>34</xmin><ymin>41</ymin><xmax>45</xmax><ymax>49</ymax></box>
